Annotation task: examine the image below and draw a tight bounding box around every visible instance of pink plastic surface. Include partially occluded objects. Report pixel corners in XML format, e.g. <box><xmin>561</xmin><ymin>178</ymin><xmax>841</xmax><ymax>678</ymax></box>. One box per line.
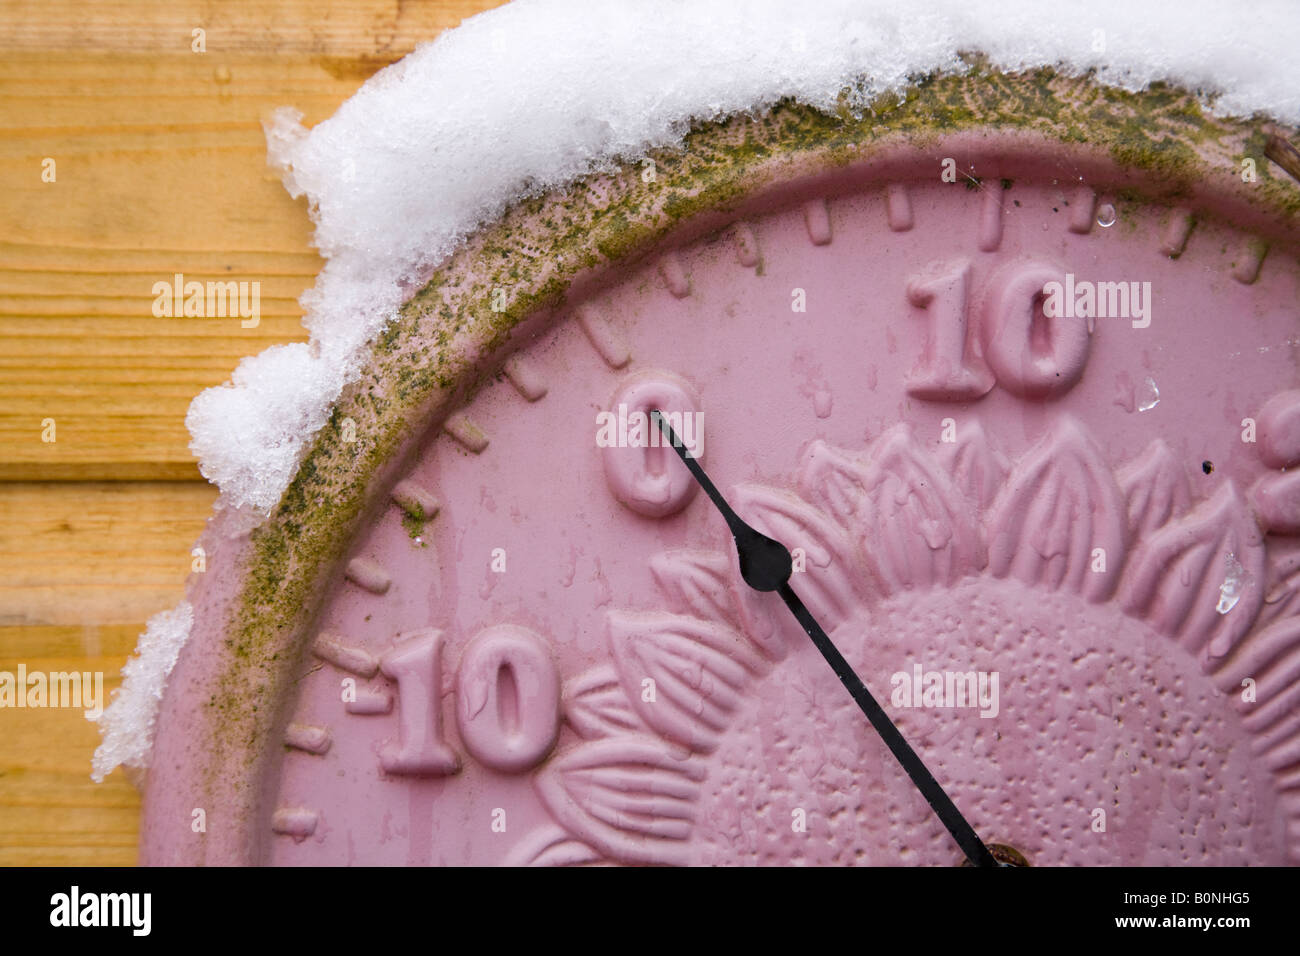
<box><xmin>146</xmin><ymin>147</ymin><xmax>1300</xmax><ymax>866</ymax></box>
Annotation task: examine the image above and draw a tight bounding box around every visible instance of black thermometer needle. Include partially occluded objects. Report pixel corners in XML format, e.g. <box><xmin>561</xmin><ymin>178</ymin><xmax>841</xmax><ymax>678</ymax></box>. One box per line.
<box><xmin>650</xmin><ymin>409</ymin><xmax>999</xmax><ymax>869</ymax></box>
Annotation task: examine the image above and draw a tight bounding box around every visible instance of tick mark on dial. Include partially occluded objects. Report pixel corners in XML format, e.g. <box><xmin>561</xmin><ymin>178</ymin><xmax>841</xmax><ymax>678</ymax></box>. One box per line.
<box><xmin>1232</xmin><ymin>238</ymin><xmax>1267</xmax><ymax>284</ymax></box>
<box><xmin>391</xmin><ymin>479</ymin><xmax>439</xmax><ymax>520</ymax></box>
<box><xmin>312</xmin><ymin>632</ymin><xmax>379</xmax><ymax>677</ymax></box>
<box><xmin>345</xmin><ymin>557</ymin><xmax>392</xmax><ymax>594</ymax></box>
<box><xmin>886</xmin><ymin>184</ymin><xmax>913</xmax><ymax>232</ymax></box>
<box><xmin>444</xmin><ymin>412</ymin><xmax>490</xmax><ymax>453</ymax></box>
<box><xmin>576</xmin><ymin>304</ymin><xmax>631</xmax><ymax>368</ymax></box>
<box><xmin>1160</xmin><ymin>208</ymin><xmax>1195</xmax><ymax>258</ymax></box>
<box><xmin>732</xmin><ymin>222</ymin><xmax>760</xmax><ymax>268</ymax></box>
<box><xmin>271</xmin><ymin>807</ymin><xmax>319</xmax><ymax>840</ymax></box>
<box><xmin>803</xmin><ymin>198</ymin><xmax>832</xmax><ymax>246</ymax></box>
<box><xmin>285</xmin><ymin>723</ymin><xmax>332</xmax><ymax>756</ymax></box>
<box><xmin>1068</xmin><ymin>187</ymin><xmax>1097</xmax><ymax>234</ymax></box>
<box><xmin>658</xmin><ymin>250</ymin><xmax>691</xmax><ymax>298</ymax></box>
<box><xmin>978</xmin><ymin>184</ymin><xmax>1005</xmax><ymax>251</ymax></box>
<box><xmin>503</xmin><ymin>354</ymin><xmax>548</xmax><ymax>401</ymax></box>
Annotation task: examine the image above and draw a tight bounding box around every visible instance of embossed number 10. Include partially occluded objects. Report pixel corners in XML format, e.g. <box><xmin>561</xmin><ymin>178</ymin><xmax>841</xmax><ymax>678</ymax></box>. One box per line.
<box><xmin>379</xmin><ymin>624</ymin><xmax>560</xmax><ymax>777</ymax></box>
<box><xmin>906</xmin><ymin>258</ymin><xmax>1090</xmax><ymax>401</ymax></box>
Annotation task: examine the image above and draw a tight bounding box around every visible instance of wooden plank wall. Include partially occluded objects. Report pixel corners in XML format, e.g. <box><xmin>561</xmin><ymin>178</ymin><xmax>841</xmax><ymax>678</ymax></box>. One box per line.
<box><xmin>0</xmin><ymin>0</ymin><xmax>502</xmax><ymax>865</ymax></box>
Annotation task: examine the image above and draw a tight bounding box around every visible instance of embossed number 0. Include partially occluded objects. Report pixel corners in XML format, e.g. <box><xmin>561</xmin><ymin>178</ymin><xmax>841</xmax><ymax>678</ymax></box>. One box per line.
<box><xmin>981</xmin><ymin>259</ymin><xmax>1091</xmax><ymax>398</ymax></box>
<box><xmin>456</xmin><ymin>625</ymin><xmax>561</xmax><ymax>773</ymax></box>
<box><xmin>602</xmin><ymin>372</ymin><xmax>702</xmax><ymax>518</ymax></box>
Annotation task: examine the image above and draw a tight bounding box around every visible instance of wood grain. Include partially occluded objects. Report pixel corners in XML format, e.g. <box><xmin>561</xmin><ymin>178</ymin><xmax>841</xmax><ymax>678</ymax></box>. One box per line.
<box><xmin>0</xmin><ymin>482</ymin><xmax>217</xmax><ymax>626</ymax></box>
<box><xmin>0</xmin><ymin>626</ymin><xmax>143</xmax><ymax>866</ymax></box>
<box><xmin>0</xmin><ymin>0</ymin><xmax>503</xmax><ymax>865</ymax></box>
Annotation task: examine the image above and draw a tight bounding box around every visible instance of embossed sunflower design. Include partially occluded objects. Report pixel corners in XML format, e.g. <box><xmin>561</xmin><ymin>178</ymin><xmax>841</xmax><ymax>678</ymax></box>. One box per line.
<box><xmin>511</xmin><ymin>405</ymin><xmax>1300</xmax><ymax>866</ymax></box>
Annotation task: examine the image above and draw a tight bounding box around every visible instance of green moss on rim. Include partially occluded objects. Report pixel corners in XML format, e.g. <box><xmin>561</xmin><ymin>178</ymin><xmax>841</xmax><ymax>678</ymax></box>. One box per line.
<box><xmin>200</xmin><ymin>67</ymin><xmax>1300</xmax><ymax>799</ymax></box>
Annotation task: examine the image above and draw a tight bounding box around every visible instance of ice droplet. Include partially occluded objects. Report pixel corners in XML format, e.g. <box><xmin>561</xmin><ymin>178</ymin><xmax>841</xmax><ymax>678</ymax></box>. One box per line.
<box><xmin>1216</xmin><ymin>553</ymin><xmax>1246</xmax><ymax>614</ymax></box>
<box><xmin>1137</xmin><ymin>376</ymin><xmax>1160</xmax><ymax>411</ymax></box>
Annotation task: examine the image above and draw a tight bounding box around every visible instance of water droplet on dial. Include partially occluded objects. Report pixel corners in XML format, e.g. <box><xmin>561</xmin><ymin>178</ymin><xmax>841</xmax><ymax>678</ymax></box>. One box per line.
<box><xmin>1137</xmin><ymin>376</ymin><xmax>1160</xmax><ymax>411</ymax></box>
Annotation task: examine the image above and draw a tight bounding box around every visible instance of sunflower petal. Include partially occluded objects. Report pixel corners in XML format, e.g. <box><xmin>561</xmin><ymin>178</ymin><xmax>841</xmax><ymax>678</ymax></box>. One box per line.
<box><xmin>854</xmin><ymin>425</ymin><xmax>985</xmax><ymax>593</ymax></box>
<box><xmin>987</xmin><ymin>418</ymin><xmax>1126</xmax><ymax>602</ymax></box>
<box><xmin>607</xmin><ymin>610</ymin><xmax>765</xmax><ymax>753</ymax></box>
<box><xmin>730</xmin><ymin>482</ymin><xmax>866</xmax><ymax>650</ymax></box>
<box><xmin>1119</xmin><ymin>481</ymin><xmax>1264</xmax><ymax>663</ymax></box>
<box><xmin>1116</xmin><ymin>439</ymin><xmax>1191</xmax><ymax>538</ymax></box>
<box><xmin>564</xmin><ymin>664</ymin><xmax>643</xmax><ymax>740</ymax></box>
<box><xmin>937</xmin><ymin>419</ymin><xmax>1008</xmax><ymax>512</ymax></box>
<box><xmin>649</xmin><ymin>549</ymin><xmax>738</xmax><ymax>627</ymax></box>
<box><xmin>502</xmin><ymin>824</ymin><xmax>606</xmax><ymax>866</ymax></box>
<box><xmin>533</xmin><ymin>736</ymin><xmax>705</xmax><ymax>865</ymax></box>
